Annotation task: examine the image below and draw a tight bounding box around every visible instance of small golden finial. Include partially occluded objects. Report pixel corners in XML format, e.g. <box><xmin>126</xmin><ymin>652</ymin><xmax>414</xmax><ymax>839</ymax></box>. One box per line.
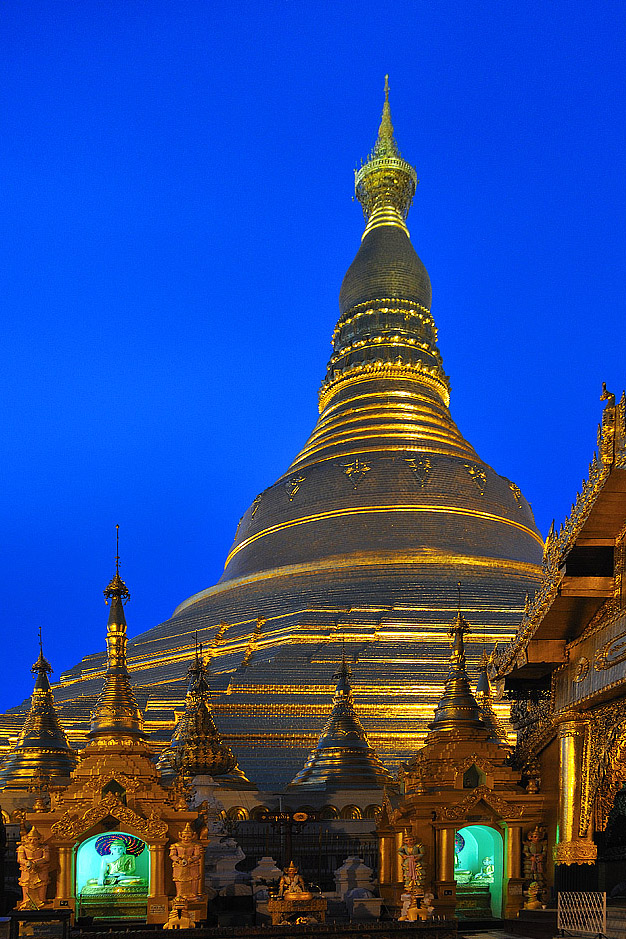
<box><xmin>103</xmin><ymin>525</ymin><xmax>130</xmax><ymax>605</ymax></box>
<box><xmin>457</xmin><ymin>581</ymin><xmax>462</xmax><ymax>614</ymax></box>
<box><xmin>384</xmin><ymin>74</ymin><xmax>389</xmax><ymax>102</ymax></box>
<box><xmin>32</xmin><ymin>626</ymin><xmax>52</xmax><ymax>676</ymax></box>
<box><xmin>601</xmin><ymin>382</ymin><xmax>616</xmax><ymax>408</ymax></box>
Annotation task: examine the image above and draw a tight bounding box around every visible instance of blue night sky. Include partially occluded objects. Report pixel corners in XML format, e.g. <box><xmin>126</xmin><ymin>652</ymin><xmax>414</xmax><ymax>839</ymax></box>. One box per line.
<box><xmin>1</xmin><ymin>1</ymin><xmax>624</xmax><ymax>711</ymax></box>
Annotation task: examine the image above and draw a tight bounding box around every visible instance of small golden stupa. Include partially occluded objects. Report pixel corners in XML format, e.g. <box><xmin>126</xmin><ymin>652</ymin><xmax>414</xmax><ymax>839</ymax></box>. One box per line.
<box><xmin>157</xmin><ymin>640</ymin><xmax>254</xmax><ymax>789</ymax></box>
<box><xmin>287</xmin><ymin>657</ymin><xmax>393</xmax><ymax>795</ymax></box>
<box><xmin>0</xmin><ymin>630</ymin><xmax>76</xmax><ymax>792</ymax></box>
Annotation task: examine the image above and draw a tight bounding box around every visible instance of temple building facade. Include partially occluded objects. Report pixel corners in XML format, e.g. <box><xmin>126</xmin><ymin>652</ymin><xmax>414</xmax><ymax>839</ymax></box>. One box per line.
<box><xmin>0</xmin><ymin>81</ymin><xmax>543</xmax><ymax>791</ymax></box>
<box><xmin>493</xmin><ymin>389</ymin><xmax>626</xmax><ymax>897</ymax></box>
<box><xmin>2</xmin><ymin>559</ymin><xmax>210</xmax><ymax>926</ymax></box>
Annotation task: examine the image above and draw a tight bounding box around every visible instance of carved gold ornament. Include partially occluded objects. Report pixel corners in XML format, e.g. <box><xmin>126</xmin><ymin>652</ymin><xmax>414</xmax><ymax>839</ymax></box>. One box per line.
<box><xmin>464</xmin><ymin>464</ymin><xmax>487</xmax><ymax>495</ymax></box>
<box><xmin>439</xmin><ymin>785</ymin><xmax>523</xmax><ymax>820</ymax></box>
<box><xmin>572</xmin><ymin>657</ymin><xmax>590</xmax><ymax>683</ymax></box>
<box><xmin>285</xmin><ymin>475</ymin><xmax>306</xmax><ymax>502</ymax></box>
<box><xmin>594</xmin><ymin>632</ymin><xmax>626</xmax><ymax>671</ymax></box>
<box><xmin>51</xmin><ymin>792</ymin><xmax>168</xmax><ymax>841</ymax></box>
<box><xmin>340</xmin><ymin>459</ymin><xmax>371</xmax><ymax>489</ymax></box>
<box><xmin>554</xmin><ymin>840</ymin><xmax>597</xmax><ymax>865</ymax></box>
<box><xmin>405</xmin><ymin>457</ymin><xmax>431</xmax><ymax>488</ymax></box>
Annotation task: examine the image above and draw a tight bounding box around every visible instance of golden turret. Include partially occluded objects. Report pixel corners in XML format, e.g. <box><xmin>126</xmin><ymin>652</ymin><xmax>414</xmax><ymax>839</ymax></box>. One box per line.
<box><xmin>287</xmin><ymin>657</ymin><xmax>393</xmax><ymax>790</ymax></box>
<box><xmin>87</xmin><ymin>528</ymin><xmax>146</xmax><ymax>748</ymax></box>
<box><xmin>428</xmin><ymin>595</ymin><xmax>488</xmax><ymax>738</ymax></box>
<box><xmin>157</xmin><ymin>640</ymin><xmax>254</xmax><ymax>788</ymax></box>
<box><xmin>0</xmin><ymin>630</ymin><xmax>76</xmax><ymax>788</ymax></box>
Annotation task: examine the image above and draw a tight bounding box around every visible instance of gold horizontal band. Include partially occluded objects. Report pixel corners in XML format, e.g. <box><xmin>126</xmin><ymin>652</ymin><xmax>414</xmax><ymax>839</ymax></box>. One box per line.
<box><xmin>319</xmin><ymin>386</ymin><xmax>447</xmax><ymax>420</ymax></box>
<box><xmin>223</xmin><ymin>504</ymin><xmax>543</xmax><ymax>569</ymax></box>
<box><xmin>319</xmin><ymin>365</ymin><xmax>450</xmax><ymax>412</ymax></box>
<box><xmin>173</xmin><ymin>548</ymin><xmax>542</xmax><ymax>615</ymax></box>
<box><xmin>286</xmin><ymin>441</ymin><xmax>478</xmax><ymax>475</ymax></box>
<box><xmin>295</xmin><ymin>424</ymin><xmax>475</xmax><ymax>462</ymax></box>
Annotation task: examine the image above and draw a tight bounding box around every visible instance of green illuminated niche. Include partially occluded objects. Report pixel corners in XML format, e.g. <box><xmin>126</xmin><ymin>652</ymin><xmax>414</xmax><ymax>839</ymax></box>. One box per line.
<box><xmin>76</xmin><ymin>832</ymin><xmax>149</xmax><ymax>921</ymax></box>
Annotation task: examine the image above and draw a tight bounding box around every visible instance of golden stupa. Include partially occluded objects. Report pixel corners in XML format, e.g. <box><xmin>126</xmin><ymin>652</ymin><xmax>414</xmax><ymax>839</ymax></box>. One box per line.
<box><xmin>0</xmin><ymin>80</ymin><xmax>543</xmax><ymax>788</ymax></box>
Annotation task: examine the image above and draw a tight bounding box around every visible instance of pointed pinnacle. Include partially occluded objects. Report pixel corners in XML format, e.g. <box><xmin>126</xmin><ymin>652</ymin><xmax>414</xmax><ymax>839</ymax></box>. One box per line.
<box><xmin>373</xmin><ymin>74</ymin><xmax>399</xmax><ymax>158</ymax></box>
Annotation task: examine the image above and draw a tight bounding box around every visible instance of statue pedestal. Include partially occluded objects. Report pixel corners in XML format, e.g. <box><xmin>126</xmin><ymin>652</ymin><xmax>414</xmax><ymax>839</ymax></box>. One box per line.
<box><xmin>160</xmin><ymin>896</ymin><xmax>207</xmax><ymax>928</ymax></box>
<box><xmin>456</xmin><ymin>884</ymin><xmax>491</xmax><ymax>919</ymax></box>
<box><xmin>266</xmin><ymin>895</ymin><xmax>327</xmax><ymax>925</ymax></box>
<box><xmin>433</xmin><ymin>880</ymin><xmax>456</xmax><ymax>919</ymax></box>
<box><xmin>78</xmin><ymin>883</ymin><xmax>150</xmax><ymax>922</ymax></box>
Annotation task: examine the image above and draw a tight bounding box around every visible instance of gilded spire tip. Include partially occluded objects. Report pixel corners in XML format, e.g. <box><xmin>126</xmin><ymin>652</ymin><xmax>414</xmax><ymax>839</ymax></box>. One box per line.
<box><xmin>354</xmin><ymin>76</ymin><xmax>417</xmax><ymax>236</ymax></box>
<box><xmin>32</xmin><ymin>627</ymin><xmax>52</xmax><ymax>676</ymax></box>
<box><xmin>104</xmin><ymin>525</ymin><xmax>130</xmax><ymax>605</ymax></box>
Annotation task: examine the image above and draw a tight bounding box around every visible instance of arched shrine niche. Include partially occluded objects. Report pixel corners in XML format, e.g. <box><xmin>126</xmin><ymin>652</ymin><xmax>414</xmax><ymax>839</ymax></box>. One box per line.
<box><xmin>455</xmin><ymin>825</ymin><xmax>503</xmax><ymax>918</ymax></box>
<box><xmin>76</xmin><ymin>831</ymin><xmax>150</xmax><ymax>921</ymax></box>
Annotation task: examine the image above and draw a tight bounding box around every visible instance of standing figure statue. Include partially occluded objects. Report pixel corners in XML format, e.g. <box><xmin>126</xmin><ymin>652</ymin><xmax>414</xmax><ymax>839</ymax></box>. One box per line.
<box><xmin>398</xmin><ymin>833</ymin><xmax>425</xmax><ymax>888</ymax></box>
<box><xmin>523</xmin><ymin>825</ymin><xmax>547</xmax><ymax>883</ymax></box>
<box><xmin>170</xmin><ymin>823</ymin><xmax>203</xmax><ymax>899</ymax></box>
<box><xmin>17</xmin><ymin>828</ymin><xmax>50</xmax><ymax>909</ymax></box>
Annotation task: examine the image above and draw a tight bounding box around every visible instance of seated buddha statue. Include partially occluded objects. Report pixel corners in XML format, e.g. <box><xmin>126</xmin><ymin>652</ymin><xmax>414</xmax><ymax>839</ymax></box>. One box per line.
<box><xmin>82</xmin><ymin>836</ymin><xmax>146</xmax><ymax>895</ymax></box>
<box><xmin>98</xmin><ymin>839</ymin><xmax>137</xmax><ymax>885</ymax></box>
<box><xmin>472</xmin><ymin>856</ymin><xmax>495</xmax><ymax>884</ymax></box>
<box><xmin>278</xmin><ymin>862</ymin><xmax>307</xmax><ymax>898</ymax></box>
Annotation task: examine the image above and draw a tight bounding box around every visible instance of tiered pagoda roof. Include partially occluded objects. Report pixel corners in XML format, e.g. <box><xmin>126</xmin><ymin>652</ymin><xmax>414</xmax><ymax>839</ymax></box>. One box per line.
<box><xmin>0</xmin><ymin>634</ymin><xmax>76</xmax><ymax>788</ymax></box>
<box><xmin>287</xmin><ymin>658</ymin><xmax>393</xmax><ymax>790</ymax></box>
<box><xmin>157</xmin><ymin>644</ymin><xmax>254</xmax><ymax>788</ymax></box>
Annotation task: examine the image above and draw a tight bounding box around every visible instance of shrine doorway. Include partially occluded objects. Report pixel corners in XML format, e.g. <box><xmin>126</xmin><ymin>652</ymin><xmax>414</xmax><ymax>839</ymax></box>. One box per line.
<box><xmin>75</xmin><ymin>831</ymin><xmax>150</xmax><ymax>921</ymax></box>
<box><xmin>455</xmin><ymin>825</ymin><xmax>503</xmax><ymax>918</ymax></box>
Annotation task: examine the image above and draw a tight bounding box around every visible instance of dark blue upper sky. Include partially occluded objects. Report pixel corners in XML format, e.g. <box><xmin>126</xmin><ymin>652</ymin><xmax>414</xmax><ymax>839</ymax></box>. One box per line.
<box><xmin>1</xmin><ymin>1</ymin><xmax>624</xmax><ymax>711</ymax></box>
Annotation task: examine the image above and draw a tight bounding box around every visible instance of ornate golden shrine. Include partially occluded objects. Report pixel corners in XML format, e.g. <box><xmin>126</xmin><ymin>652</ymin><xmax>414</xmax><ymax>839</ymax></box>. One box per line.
<box><xmin>16</xmin><ymin>552</ymin><xmax>209</xmax><ymax>925</ymax></box>
<box><xmin>378</xmin><ymin>610</ymin><xmax>546</xmax><ymax>920</ymax></box>
<box><xmin>493</xmin><ymin>390</ymin><xmax>626</xmax><ymax>886</ymax></box>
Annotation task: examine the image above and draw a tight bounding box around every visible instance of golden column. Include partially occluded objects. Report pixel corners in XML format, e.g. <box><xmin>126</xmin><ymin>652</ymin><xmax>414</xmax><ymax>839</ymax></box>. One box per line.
<box><xmin>434</xmin><ymin>824</ymin><xmax>457</xmax><ymax>916</ymax></box>
<box><xmin>436</xmin><ymin>826</ymin><xmax>456</xmax><ymax>882</ymax></box>
<box><xmin>377</xmin><ymin>822</ymin><xmax>395</xmax><ymax>886</ymax></box>
<box><xmin>393</xmin><ymin>830</ymin><xmax>405</xmax><ymax>883</ymax></box>
<box><xmin>149</xmin><ymin>844</ymin><xmax>166</xmax><ymax>896</ymax></box>
<box><xmin>504</xmin><ymin>823</ymin><xmax>524</xmax><ymax>918</ymax></box>
<box><xmin>55</xmin><ymin>844</ymin><xmax>74</xmax><ymax>901</ymax></box>
<box><xmin>554</xmin><ymin>715</ymin><xmax>597</xmax><ymax>865</ymax></box>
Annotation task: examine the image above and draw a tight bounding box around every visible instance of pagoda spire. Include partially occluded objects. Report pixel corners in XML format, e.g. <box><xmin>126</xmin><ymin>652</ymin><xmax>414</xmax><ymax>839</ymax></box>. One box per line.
<box><xmin>373</xmin><ymin>75</ymin><xmax>398</xmax><ymax>157</ymax></box>
<box><xmin>0</xmin><ymin>630</ymin><xmax>76</xmax><ymax>787</ymax></box>
<box><xmin>429</xmin><ymin>588</ymin><xmax>488</xmax><ymax>737</ymax></box>
<box><xmin>88</xmin><ymin>527</ymin><xmax>146</xmax><ymax>746</ymax></box>
<box><xmin>157</xmin><ymin>637</ymin><xmax>254</xmax><ymax>788</ymax></box>
<box><xmin>355</xmin><ymin>75</ymin><xmax>418</xmax><ymax>239</ymax></box>
<box><xmin>287</xmin><ymin>656</ymin><xmax>393</xmax><ymax>790</ymax></box>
